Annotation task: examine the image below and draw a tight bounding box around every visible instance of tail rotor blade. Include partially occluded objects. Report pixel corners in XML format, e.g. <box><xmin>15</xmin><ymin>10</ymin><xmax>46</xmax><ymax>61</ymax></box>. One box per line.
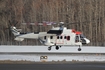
<box><xmin>14</xmin><ymin>21</ymin><xmax>18</xmax><ymax>26</ymax></box>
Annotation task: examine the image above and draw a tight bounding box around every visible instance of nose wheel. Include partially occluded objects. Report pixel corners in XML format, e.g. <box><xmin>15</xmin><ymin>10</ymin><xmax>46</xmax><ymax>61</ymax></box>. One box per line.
<box><xmin>78</xmin><ymin>48</ymin><xmax>81</xmax><ymax>51</ymax></box>
<box><xmin>78</xmin><ymin>45</ymin><xmax>81</xmax><ymax>51</ymax></box>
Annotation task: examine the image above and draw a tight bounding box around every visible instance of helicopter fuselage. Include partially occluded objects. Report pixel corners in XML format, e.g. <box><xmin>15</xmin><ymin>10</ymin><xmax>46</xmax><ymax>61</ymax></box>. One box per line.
<box><xmin>14</xmin><ymin>27</ymin><xmax>90</xmax><ymax>47</ymax></box>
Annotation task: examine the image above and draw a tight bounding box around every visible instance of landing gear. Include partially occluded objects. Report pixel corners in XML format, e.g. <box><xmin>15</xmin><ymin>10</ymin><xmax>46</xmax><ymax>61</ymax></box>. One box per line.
<box><xmin>48</xmin><ymin>46</ymin><xmax>61</xmax><ymax>50</ymax></box>
<box><xmin>48</xmin><ymin>46</ymin><xmax>52</xmax><ymax>51</ymax></box>
<box><xmin>56</xmin><ymin>46</ymin><xmax>59</xmax><ymax>50</ymax></box>
<box><xmin>78</xmin><ymin>48</ymin><xmax>81</xmax><ymax>51</ymax></box>
<box><xmin>78</xmin><ymin>45</ymin><xmax>81</xmax><ymax>51</ymax></box>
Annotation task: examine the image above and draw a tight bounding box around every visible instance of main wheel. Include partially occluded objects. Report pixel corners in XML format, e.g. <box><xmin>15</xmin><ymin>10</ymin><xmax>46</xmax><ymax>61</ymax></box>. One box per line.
<box><xmin>48</xmin><ymin>46</ymin><xmax>51</xmax><ymax>51</ymax></box>
<box><xmin>56</xmin><ymin>46</ymin><xmax>59</xmax><ymax>50</ymax></box>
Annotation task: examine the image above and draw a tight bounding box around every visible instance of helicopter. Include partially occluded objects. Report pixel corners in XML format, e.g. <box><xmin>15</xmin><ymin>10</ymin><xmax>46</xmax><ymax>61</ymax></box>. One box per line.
<box><xmin>10</xmin><ymin>21</ymin><xmax>90</xmax><ymax>51</ymax></box>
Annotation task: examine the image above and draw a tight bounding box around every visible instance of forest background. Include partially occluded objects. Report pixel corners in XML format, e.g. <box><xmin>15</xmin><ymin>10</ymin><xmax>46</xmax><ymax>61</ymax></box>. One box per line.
<box><xmin>0</xmin><ymin>0</ymin><xmax>105</xmax><ymax>46</ymax></box>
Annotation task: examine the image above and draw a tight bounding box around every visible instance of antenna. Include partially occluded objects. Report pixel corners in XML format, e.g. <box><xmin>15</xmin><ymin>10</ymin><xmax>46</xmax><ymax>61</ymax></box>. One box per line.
<box><xmin>59</xmin><ymin>22</ymin><xmax>64</xmax><ymax>27</ymax></box>
<box><xmin>59</xmin><ymin>22</ymin><xmax>64</xmax><ymax>30</ymax></box>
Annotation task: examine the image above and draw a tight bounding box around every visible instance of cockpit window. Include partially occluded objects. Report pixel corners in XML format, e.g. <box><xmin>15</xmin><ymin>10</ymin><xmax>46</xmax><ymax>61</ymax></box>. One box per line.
<box><xmin>75</xmin><ymin>35</ymin><xmax>79</xmax><ymax>42</ymax></box>
<box><xmin>80</xmin><ymin>34</ymin><xmax>85</xmax><ymax>39</ymax></box>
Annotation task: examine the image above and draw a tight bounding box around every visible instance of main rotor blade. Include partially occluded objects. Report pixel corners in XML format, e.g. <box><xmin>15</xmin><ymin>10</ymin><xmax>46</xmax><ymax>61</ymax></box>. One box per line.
<box><xmin>21</xmin><ymin>22</ymin><xmax>56</xmax><ymax>26</ymax></box>
<box><xmin>69</xmin><ymin>21</ymin><xmax>90</xmax><ymax>24</ymax></box>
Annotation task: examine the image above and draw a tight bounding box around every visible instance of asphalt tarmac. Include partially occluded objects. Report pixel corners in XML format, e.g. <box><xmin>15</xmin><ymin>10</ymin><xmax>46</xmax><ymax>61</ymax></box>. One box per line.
<box><xmin>0</xmin><ymin>62</ymin><xmax>105</xmax><ymax>70</ymax></box>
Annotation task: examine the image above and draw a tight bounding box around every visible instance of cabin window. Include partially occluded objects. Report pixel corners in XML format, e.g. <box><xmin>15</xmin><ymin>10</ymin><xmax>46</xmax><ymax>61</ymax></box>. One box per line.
<box><xmin>64</xmin><ymin>36</ymin><xmax>66</xmax><ymax>39</ymax></box>
<box><xmin>44</xmin><ymin>36</ymin><xmax>46</xmax><ymax>39</ymax></box>
<box><xmin>60</xmin><ymin>36</ymin><xmax>62</xmax><ymax>39</ymax></box>
<box><xmin>67</xmin><ymin>36</ymin><xmax>70</xmax><ymax>40</ymax></box>
<box><xmin>57</xmin><ymin>36</ymin><xmax>59</xmax><ymax>39</ymax></box>
<box><xmin>50</xmin><ymin>36</ymin><xmax>53</xmax><ymax>39</ymax></box>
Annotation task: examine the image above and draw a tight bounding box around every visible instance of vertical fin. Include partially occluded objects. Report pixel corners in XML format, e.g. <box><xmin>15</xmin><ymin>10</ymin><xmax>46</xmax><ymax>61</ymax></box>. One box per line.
<box><xmin>10</xmin><ymin>26</ymin><xmax>20</xmax><ymax>36</ymax></box>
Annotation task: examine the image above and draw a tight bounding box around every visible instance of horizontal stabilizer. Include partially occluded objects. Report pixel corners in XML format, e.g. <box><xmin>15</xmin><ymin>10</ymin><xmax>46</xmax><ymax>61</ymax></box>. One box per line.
<box><xmin>14</xmin><ymin>37</ymin><xmax>24</xmax><ymax>41</ymax></box>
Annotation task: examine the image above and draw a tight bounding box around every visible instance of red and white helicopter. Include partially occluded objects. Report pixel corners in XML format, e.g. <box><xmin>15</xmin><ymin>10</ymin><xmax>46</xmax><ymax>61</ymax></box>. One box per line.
<box><xmin>10</xmin><ymin>22</ymin><xmax>90</xmax><ymax>51</ymax></box>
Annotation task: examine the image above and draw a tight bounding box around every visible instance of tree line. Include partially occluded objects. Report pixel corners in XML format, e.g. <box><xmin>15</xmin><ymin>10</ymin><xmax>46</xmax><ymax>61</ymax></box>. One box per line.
<box><xmin>0</xmin><ymin>0</ymin><xmax>105</xmax><ymax>46</ymax></box>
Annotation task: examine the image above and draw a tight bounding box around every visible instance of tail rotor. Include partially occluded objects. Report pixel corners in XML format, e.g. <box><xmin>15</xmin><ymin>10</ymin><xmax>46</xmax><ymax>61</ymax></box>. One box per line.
<box><xmin>5</xmin><ymin>20</ymin><xmax>19</xmax><ymax>36</ymax></box>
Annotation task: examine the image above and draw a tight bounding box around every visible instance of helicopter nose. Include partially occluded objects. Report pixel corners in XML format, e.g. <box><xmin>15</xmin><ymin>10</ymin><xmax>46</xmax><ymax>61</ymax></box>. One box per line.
<box><xmin>85</xmin><ymin>38</ymin><xmax>90</xmax><ymax>44</ymax></box>
<box><xmin>81</xmin><ymin>38</ymin><xmax>90</xmax><ymax>45</ymax></box>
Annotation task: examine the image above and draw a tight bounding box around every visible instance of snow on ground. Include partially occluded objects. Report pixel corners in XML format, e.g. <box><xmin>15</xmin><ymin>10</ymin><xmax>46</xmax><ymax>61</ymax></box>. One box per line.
<box><xmin>0</xmin><ymin>45</ymin><xmax>105</xmax><ymax>62</ymax></box>
<box><xmin>0</xmin><ymin>54</ymin><xmax>105</xmax><ymax>62</ymax></box>
<box><xmin>0</xmin><ymin>45</ymin><xmax>105</xmax><ymax>53</ymax></box>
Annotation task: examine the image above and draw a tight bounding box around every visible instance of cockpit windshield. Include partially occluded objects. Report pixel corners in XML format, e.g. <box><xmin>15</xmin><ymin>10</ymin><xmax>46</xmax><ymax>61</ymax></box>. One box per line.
<box><xmin>80</xmin><ymin>34</ymin><xmax>86</xmax><ymax>39</ymax></box>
